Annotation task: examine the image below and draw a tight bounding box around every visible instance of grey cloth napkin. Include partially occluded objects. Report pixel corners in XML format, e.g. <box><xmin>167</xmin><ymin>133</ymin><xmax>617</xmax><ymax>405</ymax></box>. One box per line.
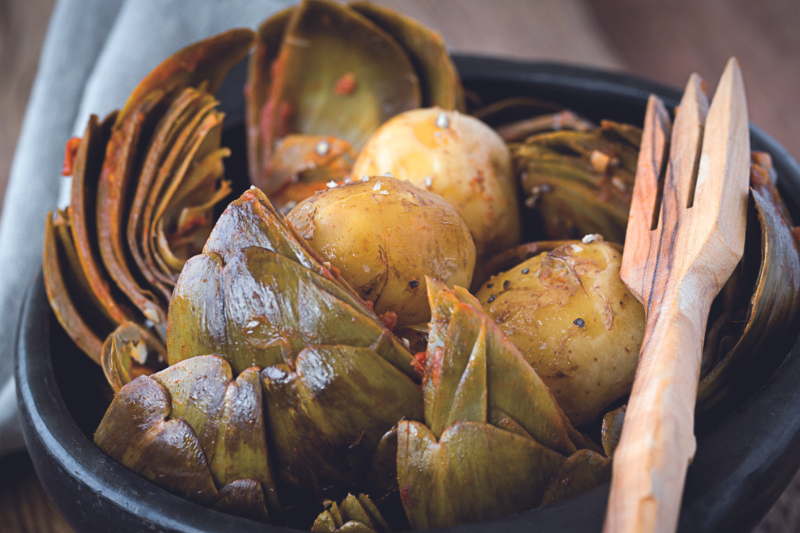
<box><xmin>0</xmin><ymin>0</ymin><xmax>293</xmax><ymax>456</ymax></box>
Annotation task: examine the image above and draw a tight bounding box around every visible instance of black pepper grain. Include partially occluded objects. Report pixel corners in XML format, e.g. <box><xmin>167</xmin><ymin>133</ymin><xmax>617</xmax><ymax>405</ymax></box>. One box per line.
<box><xmin>521</xmin><ymin>268</ymin><xmax>530</xmax><ymax>274</ymax></box>
<box><xmin>409</xmin><ymin>280</ymin><xmax>419</xmax><ymax>289</ymax></box>
<box><xmin>503</xmin><ymin>280</ymin><xmax>510</xmax><ymax>290</ymax></box>
<box><xmin>573</xmin><ymin>318</ymin><xmax>585</xmax><ymax>327</ymax></box>
<box><xmin>487</xmin><ymin>294</ymin><xmax>496</xmax><ymax>303</ymax></box>
<box><xmin>486</xmin><ymin>282</ymin><xmax>494</xmax><ymax>288</ymax></box>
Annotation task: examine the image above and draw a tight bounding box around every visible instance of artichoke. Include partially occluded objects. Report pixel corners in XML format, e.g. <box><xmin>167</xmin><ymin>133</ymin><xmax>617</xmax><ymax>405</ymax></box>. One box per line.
<box><xmin>397</xmin><ymin>279</ymin><xmax>600</xmax><ymax>529</ymax></box>
<box><xmin>95</xmin><ymin>355</ymin><xmax>280</xmax><ymax>522</ymax></box>
<box><xmin>246</xmin><ymin>0</ymin><xmax>463</xmax><ymax>207</ymax></box>
<box><xmin>41</xmin><ymin>8</ymin><xmax>800</xmax><ymax>529</ymax></box>
<box><xmin>44</xmin><ymin>29</ymin><xmax>253</xmax><ymax>387</ymax></box>
<box><xmin>312</xmin><ymin>494</ymin><xmax>390</xmax><ymax>533</ymax></box>
<box><xmin>511</xmin><ymin>121</ymin><xmax>641</xmax><ymax>243</ymax></box>
<box><xmin>697</xmin><ymin>152</ymin><xmax>800</xmax><ymax>415</ymax></box>
<box><xmin>167</xmin><ymin>187</ymin><xmax>422</xmax><ymax>508</ymax></box>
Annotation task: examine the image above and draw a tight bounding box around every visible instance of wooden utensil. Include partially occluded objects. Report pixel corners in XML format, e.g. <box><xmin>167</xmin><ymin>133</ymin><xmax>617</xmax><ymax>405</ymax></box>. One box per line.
<box><xmin>604</xmin><ymin>57</ymin><xmax>750</xmax><ymax>533</ymax></box>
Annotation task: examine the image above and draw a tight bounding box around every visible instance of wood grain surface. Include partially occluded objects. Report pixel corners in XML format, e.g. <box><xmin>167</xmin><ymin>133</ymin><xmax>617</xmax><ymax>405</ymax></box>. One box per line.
<box><xmin>2</xmin><ymin>1</ymin><xmax>800</xmax><ymax>532</ymax></box>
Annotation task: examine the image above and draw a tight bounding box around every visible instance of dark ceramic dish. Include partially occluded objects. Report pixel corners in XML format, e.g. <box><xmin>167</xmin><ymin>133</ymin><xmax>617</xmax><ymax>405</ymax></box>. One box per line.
<box><xmin>16</xmin><ymin>55</ymin><xmax>800</xmax><ymax>533</ymax></box>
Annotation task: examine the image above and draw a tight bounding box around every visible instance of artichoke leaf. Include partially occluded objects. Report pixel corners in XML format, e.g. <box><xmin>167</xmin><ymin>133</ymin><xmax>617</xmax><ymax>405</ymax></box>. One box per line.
<box><xmin>261</xmin><ymin>344</ymin><xmax>423</xmax><ymax>500</ymax></box>
<box><xmin>246</xmin><ymin>6</ymin><xmax>295</xmax><ymax>185</ymax></box>
<box><xmin>166</xmin><ymin>252</ymin><xmax>229</xmax><ymax>364</ymax></box>
<box><xmin>697</xmin><ymin>154</ymin><xmax>800</xmax><ymax>414</ymax></box>
<box><xmin>426</xmin><ymin>279</ymin><xmax>579</xmax><ymax>456</ymax></box>
<box><xmin>116</xmin><ymin>28</ymin><xmax>255</xmax><ymax>127</ymax></box>
<box><xmin>143</xmin><ymin>96</ymin><xmax>223</xmax><ymax>289</ymax></box>
<box><xmin>101</xmin><ymin>322</ymin><xmax>166</xmax><ymax>392</ymax></box>
<box><xmin>513</xmin><ymin>122</ymin><xmax>640</xmax><ymax>243</ymax></box>
<box><xmin>348</xmin><ymin>1</ymin><xmax>463</xmax><ymax>111</ymax></box>
<box><xmin>541</xmin><ymin>449</ymin><xmax>612</xmax><ymax>506</ymax></box>
<box><xmin>397</xmin><ymin>420</ymin><xmax>564</xmax><ymax>530</ymax></box>
<box><xmin>97</xmin><ymin>356</ymin><xmax>281</xmax><ymax>520</ymax></box>
<box><xmin>601</xmin><ymin>405</ymin><xmax>626</xmax><ymax>457</ymax></box>
<box><xmin>312</xmin><ymin>493</ymin><xmax>390</xmax><ymax>533</ymax></box>
<box><xmin>67</xmin><ymin>111</ymin><xmax>139</xmax><ymax>327</ymax></box>
<box><xmin>264</xmin><ymin>134</ymin><xmax>356</xmax><ymax>202</ymax></box>
<box><xmin>262</xmin><ymin>0</ymin><xmax>420</xmax><ymax>159</ymax></box>
<box><xmin>214</xmin><ymin>479</ymin><xmax>271</xmax><ymax>523</ymax></box>
<box><xmin>43</xmin><ymin>211</ymin><xmax>105</xmax><ymax>361</ymax></box>
<box><xmin>127</xmin><ymin>87</ymin><xmax>210</xmax><ymax>292</ymax></box>
<box><xmin>97</xmin><ymin>90</ymin><xmax>170</xmax><ymax>328</ymax></box>
<box><xmin>94</xmin><ymin>375</ymin><xmax>218</xmax><ymax>505</ymax></box>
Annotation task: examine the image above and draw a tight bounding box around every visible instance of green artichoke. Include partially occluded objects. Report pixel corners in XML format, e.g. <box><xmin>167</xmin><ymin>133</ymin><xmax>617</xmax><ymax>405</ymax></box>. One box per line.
<box><xmin>312</xmin><ymin>494</ymin><xmax>390</xmax><ymax>533</ymax></box>
<box><xmin>167</xmin><ymin>188</ymin><xmax>421</xmax><ymax>507</ymax></box>
<box><xmin>697</xmin><ymin>153</ymin><xmax>800</xmax><ymax>415</ymax></box>
<box><xmin>397</xmin><ymin>279</ymin><xmax>600</xmax><ymax>529</ymax></box>
<box><xmin>95</xmin><ymin>355</ymin><xmax>280</xmax><ymax>522</ymax></box>
<box><xmin>43</xmin><ymin>29</ymin><xmax>253</xmax><ymax>387</ymax></box>
<box><xmin>511</xmin><ymin>121</ymin><xmax>641</xmax><ymax>243</ymax></box>
<box><xmin>246</xmin><ymin>0</ymin><xmax>463</xmax><ymax>208</ymax></box>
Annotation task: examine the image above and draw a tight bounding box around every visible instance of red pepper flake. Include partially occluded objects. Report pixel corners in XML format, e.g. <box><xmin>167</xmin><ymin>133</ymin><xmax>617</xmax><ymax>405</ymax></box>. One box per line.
<box><xmin>412</xmin><ymin>351</ymin><xmax>427</xmax><ymax>378</ymax></box>
<box><xmin>61</xmin><ymin>137</ymin><xmax>81</xmax><ymax>176</ymax></box>
<box><xmin>378</xmin><ymin>310</ymin><xmax>398</xmax><ymax>331</ymax></box>
<box><xmin>334</xmin><ymin>72</ymin><xmax>357</xmax><ymax>97</ymax></box>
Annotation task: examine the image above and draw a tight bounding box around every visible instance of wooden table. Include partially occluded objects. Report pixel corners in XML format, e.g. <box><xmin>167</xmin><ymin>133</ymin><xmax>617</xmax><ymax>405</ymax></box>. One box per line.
<box><xmin>2</xmin><ymin>1</ymin><xmax>800</xmax><ymax>531</ymax></box>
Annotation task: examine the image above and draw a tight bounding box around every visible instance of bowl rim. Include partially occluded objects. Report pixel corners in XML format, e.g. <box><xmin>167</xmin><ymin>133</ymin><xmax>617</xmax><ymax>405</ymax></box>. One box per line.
<box><xmin>16</xmin><ymin>54</ymin><xmax>800</xmax><ymax>533</ymax></box>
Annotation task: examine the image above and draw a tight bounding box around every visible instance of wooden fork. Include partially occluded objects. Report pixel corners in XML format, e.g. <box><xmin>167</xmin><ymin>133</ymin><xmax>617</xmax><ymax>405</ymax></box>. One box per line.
<box><xmin>604</xmin><ymin>58</ymin><xmax>750</xmax><ymax>533</ymax></box>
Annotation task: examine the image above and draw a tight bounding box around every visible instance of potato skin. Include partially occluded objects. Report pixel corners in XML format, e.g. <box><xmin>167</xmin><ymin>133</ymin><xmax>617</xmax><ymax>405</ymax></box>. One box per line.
<box><xmin>351</xmin><ymin>107</ymin><xmax>520</xmax><ymax>259</ymax></box>
<box><xmin>474</xmin><ymin>238</ymin><xmax>644</xmax><ymax>426</ymax></box>
<box><xmin>286</xmin><ymin>177</ymin><xmax>476</xmax><ymax>327</ymax></box>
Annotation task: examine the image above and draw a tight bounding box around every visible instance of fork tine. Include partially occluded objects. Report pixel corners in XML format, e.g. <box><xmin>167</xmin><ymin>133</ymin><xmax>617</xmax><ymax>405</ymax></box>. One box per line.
<box><xmin>663</xmin><ymin>73</ymin><xmax>709</xmax><ymax>213</ymax></box>
<box><xmin>692</xmin><ymin>57</ymin><xmax>750</xmax><ymax>256</ymax></box>
<box><xmin>620</xmin><ymin>95</ymin><xmax>670</xmax><ymax>298</ymax></box>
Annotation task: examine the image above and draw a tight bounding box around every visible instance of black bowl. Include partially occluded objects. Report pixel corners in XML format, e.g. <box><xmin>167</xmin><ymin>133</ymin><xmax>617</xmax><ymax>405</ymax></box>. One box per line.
<box><xmin>16</xmin><ymin>55</ymin><xmax>800</xmax><ymax>533</ymax></box>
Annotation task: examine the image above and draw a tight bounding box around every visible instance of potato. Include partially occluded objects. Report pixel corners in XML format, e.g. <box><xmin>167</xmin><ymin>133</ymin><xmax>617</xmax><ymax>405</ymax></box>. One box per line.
<box><xmin>286</xmin><ymin>176</ymin><xmax>476</xmax><ymax>327</ymax></box>
<box><xmin>351</xmin><ymin>107</ymin><xmax>520</xmax><ymax>258</ymax></box>
<box><xmin>474</xmin><ymin>236</ymin><xmax>644</xmax><ymax>426</ymax></box>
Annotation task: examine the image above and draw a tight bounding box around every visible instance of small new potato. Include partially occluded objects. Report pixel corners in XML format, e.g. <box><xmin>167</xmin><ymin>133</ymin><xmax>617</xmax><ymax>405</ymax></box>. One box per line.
<box><xmin>475</xmin><ymin>237</ymin><xmax>644</xmax><ymax>426</ymax></box>
<box><xmin>286</xmin><ymin>176</ymin><xmax>476</xmax><ymax>327</ymax></box>
<box><xmin>351</xmin><ymin>107</ymin><xmax>520</xmax><ymax>258</ymax></box>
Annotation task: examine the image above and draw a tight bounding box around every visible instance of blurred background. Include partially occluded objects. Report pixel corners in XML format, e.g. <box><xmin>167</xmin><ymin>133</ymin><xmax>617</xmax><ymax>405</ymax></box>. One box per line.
<box><xmin>1</xmin><ymin>0</ymin><xmax>799</xmax><ymax>531</ymax></box>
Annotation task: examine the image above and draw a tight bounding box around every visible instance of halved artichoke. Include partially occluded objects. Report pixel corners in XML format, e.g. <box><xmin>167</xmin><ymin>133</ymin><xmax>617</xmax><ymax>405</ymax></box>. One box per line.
<box><xmin>511</xmin><ymin>121</ymin><xmax>641</xmax><ymax>243</ymax></box>
<box><xmin>44</xmin><ymin>29</ymin><xmax>253</xmax><ymax>387</ymax></box>
<box><xmin>246</xmin><ymin>0</ymin><xmax>463</xmax><ymax>207</ymax></box>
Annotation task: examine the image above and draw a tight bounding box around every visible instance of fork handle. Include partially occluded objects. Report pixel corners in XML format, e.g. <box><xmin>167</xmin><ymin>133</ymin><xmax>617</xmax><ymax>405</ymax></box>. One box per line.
<box><xmin>604</xmin><ymin>285</ymin><xmax>714</xmax><ymax>533</ymax></box>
